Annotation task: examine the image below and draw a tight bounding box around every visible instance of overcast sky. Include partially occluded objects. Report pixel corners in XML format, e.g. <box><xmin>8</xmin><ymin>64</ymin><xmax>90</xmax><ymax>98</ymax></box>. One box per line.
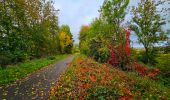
<box><xmin>54</xmin><ymin>0</ymin><xmax>169</xmax><ymax>47</ymax></box>
<box><xmin>54</xmin><ymin>0</ymin><xmax>104</xmax><ymax>44</ymax></box>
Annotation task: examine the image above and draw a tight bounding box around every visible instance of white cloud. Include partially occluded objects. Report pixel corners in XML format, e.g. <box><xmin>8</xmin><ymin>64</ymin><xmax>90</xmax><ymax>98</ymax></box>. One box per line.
<box><xmin>54</xmin><ymin>0</ymin><xmax>169</xmax><ymax>47</ymax></box>
<box><xmin>54</xmin><ymin>0</ymin><xmax>104</xmax><ymax>43</ymax></box>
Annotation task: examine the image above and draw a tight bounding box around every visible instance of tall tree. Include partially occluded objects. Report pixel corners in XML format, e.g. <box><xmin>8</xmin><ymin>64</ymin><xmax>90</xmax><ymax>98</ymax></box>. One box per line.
<box><xmin>0</xmin><ymin>0</ymin><xmax>60</xmax><ymax>66</ymax></box>
<box><xmin>100</xmin><ymin>0</ymin><xmax>129</xmax><ymax>37</ymax></box>
<box><xmin>59</xmin><ymin>31</ymin><xmax>73</xmax><ymax>54</ymax></box>
<box><xmin>59</xmin><ymin>25</ymin><xmax>73</xmax><ymax>54</ymax></box>
<box><xmin>100</xmin><ymin>0</ymin><xmax>129</xmax><ymax>44</ymax></box>
<box><xmin>79</xmin><ymin>25</ymin><xmax>90</xmax><ymax>54</ymax></box>
<box><xmin>130</xmin><ymin>0</ymin><xmax>168</xmax><ymax>64</ymax></box>
<box><xmin>60</xmin><ymin>25</ymin><xmax>72</xmax><ymax>37</ymax></box>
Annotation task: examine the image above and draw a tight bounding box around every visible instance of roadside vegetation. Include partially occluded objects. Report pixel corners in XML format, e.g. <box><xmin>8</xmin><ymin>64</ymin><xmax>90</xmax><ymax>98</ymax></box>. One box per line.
<box><xmin>78</xmin><ymin>0</ymin><xmax>170</xmax><ymax>89</ymax></box>
<box><xmin>0</xmin><ymin>0</ymin><xmax>74</xmax><ymax>85</ymax></box>
<box><xmin>50</xmin><ymin>55</ymin><xmax>170</xmax><ymax>99</ymax></box>
<box><xmin>0</xmin><ymin>0</ymin><xmax>170</xmax><ymax>99</ymax></box>
<box><xmin>0</xmin><ymin>55</ymin><xmax>68</xmax><ymax>86</ymax></box>
<box><xmin>50</xmin><ymin>0</ymin><xmax>170</xmax><ymax>99</ymax></box>
<box><xmin>0</xmin><ymin>0</ymin><xmax>73</xmax><ymax>68</ymax></box>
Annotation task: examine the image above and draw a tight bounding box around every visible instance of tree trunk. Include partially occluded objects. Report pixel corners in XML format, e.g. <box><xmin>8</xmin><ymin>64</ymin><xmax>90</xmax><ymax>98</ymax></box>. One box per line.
<box><xmin>145</xmin><ymin>46</ymin><xmax>149</xmax><ymax>64</ymax></box>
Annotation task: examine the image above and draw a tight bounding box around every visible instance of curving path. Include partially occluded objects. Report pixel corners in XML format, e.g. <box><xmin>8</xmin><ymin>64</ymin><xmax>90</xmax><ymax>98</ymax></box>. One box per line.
<box><xmin>0</xmin><ymin>56</ymin><xmax>74</xmax><ymax>100</ymax></box>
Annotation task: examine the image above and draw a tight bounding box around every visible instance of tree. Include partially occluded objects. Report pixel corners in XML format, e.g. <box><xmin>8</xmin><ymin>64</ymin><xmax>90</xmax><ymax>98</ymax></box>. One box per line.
<box><xmin>79</xmin><ymin>19</ymin><xmax>112</xmax><ymax>63</ymax></box>
<box><xmin>59</xmin><ymin>32</ymin><xmax>73</xmax><ymax>54</ymax></box>
<box><xmin>0</xmin><ymin>0</ymin><xmax>60</xmax><ymax>67</ymax></box>
<box><xmin>99</xmin><ymin>0</ymin><xmax>130</xmax><ymax>68</ymax></box>
<box><xmin>100</xmin><ymin>0</ymin><xmax>129</xmax><ymax>40</ymax></box>
<box><xmin>40</xmin><ymin>0</ymin><xmax>60</xmax><ymax>55</ymax></box>
<box><xmin>59</xmin><ymin>25</ymin><xmax>73</xmax><ymax>53</ymax></box>
<box><xmin>79</xmin><ymin>19</ymin><xmax>110</xmax><ymax>55</ymax></box>
<box><xmin>72</xmin><ymin>44</ymin><xmax>80</xmax><ymax>53</ymax></box>
<box><xmin>79</xmin><ymin>25</ymin><xmax>90</xmax><ymax>54</ymax></box>
<box><xmin>130</xmin><ymin>0</ymin><xmax>168</xmax><ymax>64</ymax></box>
<box><xmin>60</xmin><ymin>25</ymin><xmax>72</xmax><ymax>37</ymax></box>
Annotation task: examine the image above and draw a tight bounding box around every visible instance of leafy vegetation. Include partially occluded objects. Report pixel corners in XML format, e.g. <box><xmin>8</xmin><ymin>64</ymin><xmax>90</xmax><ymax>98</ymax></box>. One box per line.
<box><xmin>50</xmin><ymin>55</ymin><xmax>170</xmax><ymax>99</ymax></box>
<box><xmin>156</xmin><ymin>54</ymin><xmax>170</xmax><ymax>74</ymax></box>
<box><xmin>79</xmin><ymin>0</ymin><xmax>131</xmax><ymax>68</ymax></box>
<box><xmin>0</xmin><ymin>55</ymin><xmax>68</xmax><ymax>85</ymax></box>
<box><xmin>130</xmin><ymin>0</ymin><xmax>168</xmax><ymax>64</ymax></box>
<box><xmin>78</xmin><ymin>0</ymin><xmax>170</xmax><ymax>99</ymax></box>
<box><xmin>0</xmin><ymin>0</ymin><xmax>73</xmax><ymax>67</ymax></box>
<box><xmin>0</xmin><ymin>0</ymin><xmax>170</xmax><ymax>99</ymax></box>
<box><xmin>155</xmin><ymin>54</ymin><xmax>170</xmax><ymax>86</ymax></box>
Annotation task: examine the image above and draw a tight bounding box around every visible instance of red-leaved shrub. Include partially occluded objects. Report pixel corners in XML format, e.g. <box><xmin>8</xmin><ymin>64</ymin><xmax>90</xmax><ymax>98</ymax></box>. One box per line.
<box><xmin>132</xmin><ymin>62</ymin><xmax>160</xmax><ymax>79</ymax></box>
<box><xmin>108</xmin><ymin>29</ymin><xmax>131</xmax><ymax>67</ymax></box>
<box><xmin>107</xmin><ymin>29</ymin><xmax>160</xmax><ymax>79</ymax></box>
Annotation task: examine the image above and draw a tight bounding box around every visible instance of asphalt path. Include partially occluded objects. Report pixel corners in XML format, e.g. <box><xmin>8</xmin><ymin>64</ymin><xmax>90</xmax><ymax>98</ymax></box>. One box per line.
<box><xmin>0</xmin><ymin>56</ymin><xmax>74</xmax><ymax>100</ymax></box>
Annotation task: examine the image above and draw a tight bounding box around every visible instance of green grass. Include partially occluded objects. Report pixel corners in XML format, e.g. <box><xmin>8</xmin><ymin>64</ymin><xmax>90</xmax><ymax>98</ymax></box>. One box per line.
<box><xmin>127</xmin><ymin>72</ymin><xmax>170</xmax><ymax>99</ymax></box>
<box><xmin>0</xmin><ymin>55</ymin><xmax>69</xmax><ymax>86</ymax></box>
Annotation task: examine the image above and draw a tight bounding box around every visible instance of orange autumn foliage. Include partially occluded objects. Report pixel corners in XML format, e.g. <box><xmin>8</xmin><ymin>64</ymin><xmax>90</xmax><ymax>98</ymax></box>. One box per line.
<box><xmin>89</xmin><ymin>75</ymin><xmax>97</xmax><ymax>82</ymax></box>
<box><xmin>81</xmin><ymin>83</ymin><xmax>91</xmax><ymax>89</ymax></box>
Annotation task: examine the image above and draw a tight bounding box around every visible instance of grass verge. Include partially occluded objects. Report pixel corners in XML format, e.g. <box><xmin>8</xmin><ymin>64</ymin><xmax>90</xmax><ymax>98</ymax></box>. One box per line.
<box><xmin>50</xmin><ymin>55</ymin><xmax>170</xmax><ymax>99</ymax></box>
<box><xmin>0</xmin><ymin>55</ymin><xmax>68</xmax><ymax>86</ymax></box>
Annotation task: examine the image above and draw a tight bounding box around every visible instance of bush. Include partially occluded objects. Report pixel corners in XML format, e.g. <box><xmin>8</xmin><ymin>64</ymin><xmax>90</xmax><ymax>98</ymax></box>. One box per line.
<box><xmin>156</xmin><ymin>53</ymin><xmax>170</xmax><ymax>86</ymax></box>
<box><xmin>97</xmin><ymin>47</ymin><xmax>110</xmax><ymax>63</ymax></box>
<box><xmin>132</xmin><ymin>48</ymin><xmax>157</xmax><ymax>65</ymax></box>
<box><xmin>164</xmin><ymin>46</ymin><xmax>170</xmax><ymax>53</ymax></box>
<box><xmin>0</xmin><ymin>52</ymin><xmax>13</xmax><ymax>68</ymax></box>
<box><xmin>131</xmin><ymin>48</ymin><xmax>138</xmax><ymax>60</ymax></box>
<box><xmin>80</xmin><ymin>41</ymin><xmax>89</xmax><ymax>55</ymax></box>
<box><xmin>0</xmin><ymin>50</ymin><xmax>31</xmax><ymax>68</ymax></box>
<box><xmin>156</xmin><ymin>54</ymin><xmax>170</xmax><ymax>74</ymax></box>
<box><xmin>12</xmin><ymin>50</ymin><xmax>30</xmax><ymax>63</ymax></box>
<box><xmin>131</xmin><ymin>48</ymin><xmax>144</xmax><ymax>61</ymax></box>
<box><xmin>88</xmin><ymin>37</ymin><xmax>110</xmax><ymax>63</ymax></box>
<box><xmin>47</xmin><ymin>56</ymin><xmax>56</xmax><ymax>60</ymax></box>
<box><xmin>0</xmin><ymin>55</ymin><xmax>11</xmax><ymax>68</ymax></box>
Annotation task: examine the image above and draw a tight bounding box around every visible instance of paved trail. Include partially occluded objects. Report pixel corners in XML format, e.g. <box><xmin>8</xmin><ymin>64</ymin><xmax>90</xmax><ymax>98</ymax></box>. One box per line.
<box><xmin>0</xmin><ymin>56</ymin><xmax>74</xmax><ymax>100</ymax></box>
